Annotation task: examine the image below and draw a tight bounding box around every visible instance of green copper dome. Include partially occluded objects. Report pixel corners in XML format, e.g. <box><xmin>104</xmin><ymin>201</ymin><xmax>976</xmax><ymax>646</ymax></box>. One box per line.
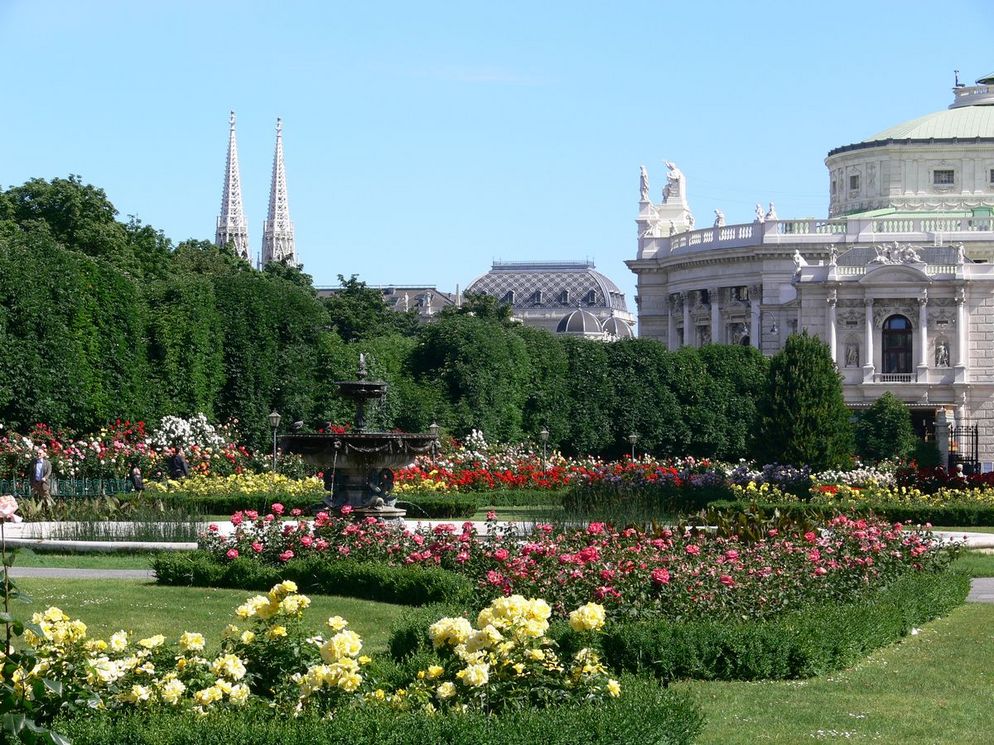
<box><xmin>863</xmin><ymin>105</ymin><xmax>994</xmax><ymax>142</ymax></box>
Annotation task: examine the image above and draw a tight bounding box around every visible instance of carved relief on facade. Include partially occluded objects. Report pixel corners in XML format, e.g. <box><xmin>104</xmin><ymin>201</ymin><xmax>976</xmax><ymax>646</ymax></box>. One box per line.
<box><xmin>698</xmin><ymin>325</ymin><xmax>712</xmax><ymax>346</ymax></box>
<box><xmin>928</xmin><ymin>301</ymin><xmax>956</xmax><ymax>330</ymax></box>
<box><xmin>727</xmin><ymin>322</ymin><xmax>748</xmax><ymax>345</ymax></box>
<box><xmin>668</xmin><ymin>293</ymin><xmax>684</xmax><ymax>313</ymax></box>
<box><xmin>872</xmin><ymin>301</ymin><xmax>917</xmax><ymax>328</ymax></box>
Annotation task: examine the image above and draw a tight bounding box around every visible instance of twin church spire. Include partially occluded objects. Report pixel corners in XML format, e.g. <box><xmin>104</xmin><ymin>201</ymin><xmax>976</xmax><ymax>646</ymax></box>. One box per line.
<box><xmin>215</xmin><ymin>112</ymin><xmax>296</xmax><ymax>266</ymax></box>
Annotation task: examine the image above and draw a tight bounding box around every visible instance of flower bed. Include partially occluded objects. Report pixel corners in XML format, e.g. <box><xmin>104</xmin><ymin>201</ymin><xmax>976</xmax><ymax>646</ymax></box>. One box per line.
<box><xmin>194</xmin><ymin>508</ymin><xmax>953</xmax><ymax>623</ymax></box>
<box><xmin>3</xmin><ymin>581</ymin><xmax>706</xmax><ymax>744</ymax></box>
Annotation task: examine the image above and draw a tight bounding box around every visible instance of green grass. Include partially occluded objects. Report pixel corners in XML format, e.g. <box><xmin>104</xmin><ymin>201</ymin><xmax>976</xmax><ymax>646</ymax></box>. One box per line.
<box><xmin>934</xmin><ymin>525</ymin><xmax>994</xmax><ymax>534</ymax></box>
<box><xmin>674</xmin><ymin>602</ymin><xmax>994</xmax><ymax>744</ymax></box>
<box><xmin>8</xmin><ymin>579</ymin><xmax>406</xmax><ymax>654</ymax></box>
<box><xmin>470</xmin><ymin>504</ymin><xmax>563</xmax><ymax>522</ymax></box>
<box><xmin>950</xmin><ymin>549</ymin><xmax>994</xmax><ymax>577</ymax></box>
<box><xmin>8</xmin><ymin>549</ymin><xmax>155</xmax><ymax>570</ymax></box>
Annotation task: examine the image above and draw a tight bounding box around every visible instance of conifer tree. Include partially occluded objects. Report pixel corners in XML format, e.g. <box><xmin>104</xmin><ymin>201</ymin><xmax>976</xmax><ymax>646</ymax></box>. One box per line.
<box><xmin>855</xmin><ymin>392</ymin><xmax>917</xmax><ymax>462</ymax></box>
<box><xmin>756</xmin><ymin>332</ymin><xmax>853</xmax><ymax>469</ymax></box>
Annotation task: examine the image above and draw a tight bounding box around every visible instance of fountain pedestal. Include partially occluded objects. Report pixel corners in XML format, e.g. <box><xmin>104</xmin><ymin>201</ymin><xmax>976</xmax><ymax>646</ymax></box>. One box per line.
<box><xmin>279</xmin><ymin>355</ymin><xmax>438</xmax><ymax>518</ymax></box>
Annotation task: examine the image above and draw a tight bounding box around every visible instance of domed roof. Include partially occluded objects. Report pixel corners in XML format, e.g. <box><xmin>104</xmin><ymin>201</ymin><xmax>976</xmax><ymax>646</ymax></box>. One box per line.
<box><xmin>465</xmin><ymin>261</ymin><xmax>630</xmax><ymax>312</ymax></box>
<box><xmin>829</xmin><ymin>77</ymin><xmax>994</xmax><ymax>156</ymax></box>
<box><xmin>557</xmin><ymin>308</ymin><xmax>603</xmax><ymax>335</ymax></box>
<box><xmin>863</xmin><ymin>106</ymin><xmax>994</xmax><ymax>141</ymax></box>
<box><xmin>602</xmin><ymin>317</ymin><xmax>634</xmax><ymax>339</ymax></box>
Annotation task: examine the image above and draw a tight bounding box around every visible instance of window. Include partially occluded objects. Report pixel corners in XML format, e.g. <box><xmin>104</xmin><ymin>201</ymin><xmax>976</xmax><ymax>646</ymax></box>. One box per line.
<box><xmin>989</xmin><ymin>168</ymin><xmax>994</xmax><ymax>184</ymax></box>
<box><xmin>585</xmin><ymin>290</ymin><xmax>596</xmax><ymax>304</ymax></box>
<box><xmin>531</xmin><ymin>290</ymin><xmax>543</xmax><ymax>304</ymax></box>
<box><xmin>502</xmin><ymin>290</ymin><xmax>515</xmax><ymax>304</ymax></box>
<box><xmin>831</xmin><ymin>180</ymin><xmax>837</xmax><ymax>195</ymax></box>
<box><xmin>933</xmin><ymin>169</ymin><xmax>955</xmax><ymax>185</ymax></box>
<box><xmin>849</xmin><ymin>174</ymin><xmax>860</xmax><ymax>191</ymax></box>
<box><xmin>882</xmin><ymin>315</ymin><xmax>913</xmax><ymax>374</ymax></box>
<box><xmin>559</xmin><ymin>290</ymin><xmax>569</xmax><ymax>304</ymax></box>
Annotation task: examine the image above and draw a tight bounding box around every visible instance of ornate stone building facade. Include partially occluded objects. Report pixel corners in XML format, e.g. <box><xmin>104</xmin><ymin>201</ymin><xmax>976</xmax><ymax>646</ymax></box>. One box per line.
<box><xmin>628</xmin><ymin>72</ymin><xmax>994</xmax><ymax>462</ymax></box>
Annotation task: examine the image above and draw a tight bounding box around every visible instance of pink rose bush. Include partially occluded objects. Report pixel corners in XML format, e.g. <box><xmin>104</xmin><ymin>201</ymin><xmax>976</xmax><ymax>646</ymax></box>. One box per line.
<box><xmin>201</xmin><ymin>509</ymin><xmax>953</xmax><ymax>622</ymax></box>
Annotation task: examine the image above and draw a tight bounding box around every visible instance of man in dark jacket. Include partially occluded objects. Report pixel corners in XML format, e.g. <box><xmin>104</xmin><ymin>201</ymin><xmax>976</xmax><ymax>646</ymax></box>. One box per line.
<box><xmin>168</xmin><ymin>448</ymin><xmax>190</xmax><ymax>479</ymax></box>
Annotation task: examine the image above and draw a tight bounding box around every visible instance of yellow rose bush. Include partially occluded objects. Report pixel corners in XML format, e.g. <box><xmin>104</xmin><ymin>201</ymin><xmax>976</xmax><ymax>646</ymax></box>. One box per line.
<box><xmin>0</xmin><ymin>585</ymin><xmax>626</xmax><ymax>734</ymax></box>
<box><xmin>369</xmin><ymin>595</ymin><xmax>619</xmax><ymax>714</ymax></box>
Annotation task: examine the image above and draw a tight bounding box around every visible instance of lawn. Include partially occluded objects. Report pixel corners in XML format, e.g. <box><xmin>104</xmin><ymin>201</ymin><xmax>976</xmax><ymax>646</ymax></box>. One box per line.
<box><xmin>9</xmin><ymin>579</ymin><xmax>406</xmax><ymax>654</ymax></box>
<box><xmin>674</xmin><ymin>602</ymin><xmax>994</xmax><ymax>744</ymax></box>
<box><xmin>10</xmin><ymin>549</ymin><xmax>154</xmax><ymax>570</ymax></box>
<box><xmin>949</xmin><ymin>549</ymin><xmax>994</xmax><ymax>577</ymax></box>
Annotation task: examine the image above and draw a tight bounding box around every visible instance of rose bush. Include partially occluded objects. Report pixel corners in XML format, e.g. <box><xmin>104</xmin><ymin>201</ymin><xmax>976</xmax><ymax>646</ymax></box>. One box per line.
<box><xmin>200</xmin><ymin>508</ymin><xmax>953</xmax><ymax>623</ymax></box>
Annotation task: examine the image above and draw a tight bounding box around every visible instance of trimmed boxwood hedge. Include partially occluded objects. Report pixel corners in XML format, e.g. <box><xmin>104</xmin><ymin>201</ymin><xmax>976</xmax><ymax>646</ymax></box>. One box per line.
<box><xmin>387</xmin><ymin>570</ymin><xmax>968</xmax><ymax>681</ymax></box>
<box><xmin>152</xmin><ymin>552</ymin><xmax>473</xmax><ymax>607</ymax></box>
<box><xmin>151</xmin><ymin>492</ymin><xmax>481</xmax><ymax>519</ymax></box>
<box><xmin>58</xmin><ymin>679</ymin><xmax>705</xmax><ymax>744</ymax></box>
<box><xmin>551</xmin><ymin>570</ymin><xmax>969</xmax><ymax>682</ymax></box>
<box><xmin>563</xmin><ymin>483</ymin><xmax>733</xmax><ymax>518</ymax></box>
<box><xmin>711</xmin><ymin>499</ymin><xmax>994</xmax><ymax>528</ymax></box>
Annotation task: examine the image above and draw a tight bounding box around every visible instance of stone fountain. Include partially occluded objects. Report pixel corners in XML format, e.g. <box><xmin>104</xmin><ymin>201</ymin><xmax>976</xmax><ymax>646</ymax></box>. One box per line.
<box><xmin>279</xmin><ymin>354</ymin><xmax>438</xmax><ymax>519</ymax></box>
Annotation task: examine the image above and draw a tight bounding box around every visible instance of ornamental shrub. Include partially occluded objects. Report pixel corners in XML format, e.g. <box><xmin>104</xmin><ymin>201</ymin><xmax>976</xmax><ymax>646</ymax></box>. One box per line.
<box><xmin>153</xmin><ymin>552</ymin><xmax>473</xmax><ymax>607</ymax></box>
<box><xmin>58</xmin><ymin>679</ymin><xmax>705</xmax><ymax>744</ymax></box>
<box><xmin>756</xmin><ymin>332</ymin><xmax>854</xmax><ymax>470</ymax></box>
<box><xmin>855</xmin><ymin>392</ymin><xmax>918</xmax><ymax>462</ymax></box>
<box><xmin>554</xmin><ymin>570</ymin><xmax>968</xmax><ymax>682</ymax></box>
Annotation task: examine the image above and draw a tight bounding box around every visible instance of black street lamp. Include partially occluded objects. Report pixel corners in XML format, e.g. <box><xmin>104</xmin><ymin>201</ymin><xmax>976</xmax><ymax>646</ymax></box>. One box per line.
<box><xmin>269</xmin><ymin>410</ymin><xmax>282</xmax><ymax>473</ymax></box>
<box><xmin>539</xmin><ymin>427</ymin><xmax>549</xmax><ymax>471</ymax></box>
<box><xmin>627</xmin><ymin>432</ymin><xmax>638</xmax><ymax>460</ymax></box>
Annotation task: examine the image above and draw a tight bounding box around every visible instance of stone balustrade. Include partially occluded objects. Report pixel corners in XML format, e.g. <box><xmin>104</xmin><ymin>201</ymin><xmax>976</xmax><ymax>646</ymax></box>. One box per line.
<box><xmin>642</xmin><ymin>216</ymin><xmax>994</xmax><ymax>259</ymax></box>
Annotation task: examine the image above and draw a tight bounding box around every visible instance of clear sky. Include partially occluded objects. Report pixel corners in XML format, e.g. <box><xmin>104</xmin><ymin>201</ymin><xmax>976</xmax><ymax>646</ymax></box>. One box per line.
<box><xmin>2</xmin><ymin>1</ymin><xmax>992</xmax><ymax>321</ymax></box>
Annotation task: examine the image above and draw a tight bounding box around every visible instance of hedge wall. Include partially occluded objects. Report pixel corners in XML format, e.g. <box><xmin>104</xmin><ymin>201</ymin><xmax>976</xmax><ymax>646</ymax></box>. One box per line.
<box><xmin>711</xmin><ymin>499</ymin><xmax>994</xmax><ymax>528</ymax></box>
<box><xmin>59</xmin><ymin>679</ymin><xmax>705</xmax><ymax>745</ymax></box>
<box><xmin>152</xmin><ymin>552</ymin><xmax>473</xmax><ymax>607</ymax></box>
<box><xmin>553</xmin><ymin>570</ymin><xmax>969</xmax><ymax>682</ymax></box>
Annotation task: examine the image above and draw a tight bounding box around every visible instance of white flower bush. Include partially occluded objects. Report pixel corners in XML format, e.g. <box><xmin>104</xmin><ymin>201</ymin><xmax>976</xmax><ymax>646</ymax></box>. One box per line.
<box><xmin>151</xmin><ymin>414</ymin><xmax>226</xmax><ymax>450</ymax></box>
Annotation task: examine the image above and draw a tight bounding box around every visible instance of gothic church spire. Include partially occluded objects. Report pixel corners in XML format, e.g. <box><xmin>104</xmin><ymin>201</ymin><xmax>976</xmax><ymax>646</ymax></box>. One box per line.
<box><xmin>262</xmin><ymin>117</ymin><xmax>296</xmax><ymax>265</ymax></box>
<box><xmin>215</xmin><ymin>111</ymin><xmax>251</xmax><ymax>259</ymax></box>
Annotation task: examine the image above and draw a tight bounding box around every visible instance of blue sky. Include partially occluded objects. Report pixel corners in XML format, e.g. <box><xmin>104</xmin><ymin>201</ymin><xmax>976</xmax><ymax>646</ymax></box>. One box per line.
<box><xmin>2</xmin><ymin>1</ymin><xmax>991</xmax><ymax>319</ymax></box>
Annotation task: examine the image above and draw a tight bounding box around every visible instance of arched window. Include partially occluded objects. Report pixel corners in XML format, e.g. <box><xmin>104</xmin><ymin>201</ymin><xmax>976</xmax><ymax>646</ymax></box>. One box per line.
<box><xmin>882</xmin><ymin>315</ymin><xmax>913</xmax><ymax>374</ymax></box>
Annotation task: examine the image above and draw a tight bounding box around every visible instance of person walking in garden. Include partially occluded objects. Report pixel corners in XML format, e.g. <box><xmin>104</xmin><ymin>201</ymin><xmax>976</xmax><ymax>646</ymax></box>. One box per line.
<box><xmin>129</xmin><ymin>463</ymin><xmax>145</xmax><ymax>493</ymax></box>
<box><xmin>28</xmin><ymin>446</ymin><xmax>52</xmax><ymax>498</ymax></box>
<box><xmin>168</xmin><ymin>447</ymin><xmax>190</xmax><ymax>480</ymax></box>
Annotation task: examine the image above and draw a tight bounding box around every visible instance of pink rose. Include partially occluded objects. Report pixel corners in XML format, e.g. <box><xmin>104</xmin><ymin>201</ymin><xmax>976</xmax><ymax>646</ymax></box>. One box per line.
<box><xmin>226</xmin><ymin>548</ymin><xmax>239</xmax><ymax>560</ymax></box>
<box><xmin>300</xmin><ymin>535</ymin><xmax>313</xmax><ymax>547</ymax></box>
<box><xmin>271</xmin><ymin>503</ymin><xmax>285</xmax><ymax>515</ymax></box>
<box><xmin>685</xmin><ymin>544</ymin><xmax>701</xmax><ymax>556</ymax></box>
<box><xmin>290</xmin><ymin>508</ymin><xmax>302</xmax><ymax>517</ymax></box>
<box><xmin>651</xmin><ymin>567</ymin><xmax>671</xmax><ymax>585</ymax></box>
<box><xmin>230</xmin><ymin>512</ymin><xmax>243</xmax><ymax>526</ymax></box>
<box><xmin>208</xmin><ymin>524</ymin><xmax>219</xmax><ymax>532</ymax></box>
<box><xmin>340</xmin><ymin>505</ymin><xmax>353</xmax><ymax>515</ymax></box>
<box><xmin>719</xmin><ymin>575</ymin><xmax>735</xmax><ymax>587</ymax></box>
<box><xmin>279</xmin><ymin>550</ymin><xmax>294</xmax><ymax>562</ymax></box>
<box><xmin>251</xmin><ymin>542</ymin><xmax>263</xmax><ymax>553</ymax></box>
<box><xmin>493</xmin><ymin>548</ymin><xmax>509</xmax><ymax>561</ymax></box>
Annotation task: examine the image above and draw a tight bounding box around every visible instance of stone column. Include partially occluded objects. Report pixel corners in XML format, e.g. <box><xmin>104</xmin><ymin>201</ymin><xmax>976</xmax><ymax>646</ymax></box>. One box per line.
<box><xmin>667</xmin><ymin>300</ymin><xmax>677</xmax><ymax>350</ymax></box>
<box><xmin>682</xmin><ymin>292</ymin><xmax>691</xmax><ymax>348</ymax></box>
<box><xmin>955</xmin><ymin>287</ymin><xmax>968</xmax><ymax>382</ymax></box>
<box><xmin>750</xmin><ymin>284</ymin><xmax>761</xmax><ymax>350</ymax></box>
<box><xmin>863</xmin><ymin>298</ymin><xmax>875</xmax><ymax>383</ymax></box>
<box><xmin>935</xmin><ymin>408</ymin><xmax>951</xmax><ymax>468</ymax></box>
<box><xmin>827</xmin><ymin>289</ymin><xmax>838</xmax><ymax>366</ymax></box>
<box><xmin>709</xmin><ymin>287</ymin><xmax>721</xmax><ymax>345</ymax></box>
<box><xmin>917</xmin><ymin>289</ymin><xmax>929</xmax><ymax>383</ymax></box>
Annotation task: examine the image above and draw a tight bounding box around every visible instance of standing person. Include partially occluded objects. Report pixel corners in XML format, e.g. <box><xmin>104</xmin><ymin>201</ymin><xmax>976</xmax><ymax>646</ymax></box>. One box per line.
<box><xmin>129</xmin><ymin>463</ymin><xmax>145</xmax><ymax>493</ymax></box>
<box><xmin>169</xmin><ymin>448</ymin><xmax>190</xmax><ymax>479</ymax></box>
<box><xmin>28</xmin><ymin>447</ymin><xmax>52</xmax><ymax>498</ymax></box>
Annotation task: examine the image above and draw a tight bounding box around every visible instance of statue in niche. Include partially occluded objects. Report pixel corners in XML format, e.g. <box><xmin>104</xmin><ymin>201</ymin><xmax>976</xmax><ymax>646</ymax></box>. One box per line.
<box><xmin>699</xmin><ymin>326</ymin><xmax>711</xmax><ymax>346</ymax></box>
<box><xmin>640</xmin><ymin>165</ymin><xmax>650</xmax><ymax>201</ymax></box>
<box><xmin>765</xmin><ymin>202</ymin><xmax>778</xmax><ymax>221</ymax></box>
<box><xmin>754</xmin><ymin>203</ymin><xmax>765</xmax><ymax>223</ymax></box>
<box><xmin>845</xmin><ymin>343</ymin><xmax>859</xmax><ymax>368</ymax></box>
<box><xmin>714</xmin><ymin>209</ymin><xmax>726</xmax><ymax>227</ymax></box>
<box><xmin>668</xmin><ymin>220</ymin><xmax>677</xmax><ymax>235</ymax></box>
<box><xmin>935</xmin><ymin>341</ymin><xmax>950</xmax><ymax>368</ymax></box>
<box><xmin>956</xmin><ymin>243</ymin><xmax>966</xmax><ymax>264</ymax></box>
<box><xmin>663</xmin><ymin>161</ymin><xmax>684</xmax><ymax>202</ymax></box>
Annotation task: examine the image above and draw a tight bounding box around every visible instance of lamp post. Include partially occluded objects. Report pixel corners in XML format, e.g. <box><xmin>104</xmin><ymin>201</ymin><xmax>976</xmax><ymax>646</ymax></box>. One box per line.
<box><xmin>268</xmin><ymin>410</ymin><xmax>282</xmax><ymax>474</ymax></box>
<box><xmin>539</xmin><ymin>427</ymin><xmax>549</xmax><ymax>471</ymax></box>
<box><xmin>627</xmin><ymin>432</ymin><xmax>638</xmax><ymax>461</ymax></box>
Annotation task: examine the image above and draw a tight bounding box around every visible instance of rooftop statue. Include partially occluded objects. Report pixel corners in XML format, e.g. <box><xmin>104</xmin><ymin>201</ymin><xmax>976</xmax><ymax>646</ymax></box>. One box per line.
<box><xmin>765</xmin><ymin>201</ymin><xmax>778</xmax><ymax>221</ymax></box>
<box><xmin>663</xmin><ymin>161</ymin><xmax>684</xmax><ymax>203</ymax></box>
<box><xmin>754</xmin><ymin>203</ymin><xmax>765</xmax><ymax>223</ymax></box>
<box><xmin>640</xmin><ymin>165</ymin><xmax>650</xmax><ymax>202</ymax></box>
<box><xmin>714</xmin><ymin>209</ymin><xmax>726</xmax><ymax>227</ymax></box>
